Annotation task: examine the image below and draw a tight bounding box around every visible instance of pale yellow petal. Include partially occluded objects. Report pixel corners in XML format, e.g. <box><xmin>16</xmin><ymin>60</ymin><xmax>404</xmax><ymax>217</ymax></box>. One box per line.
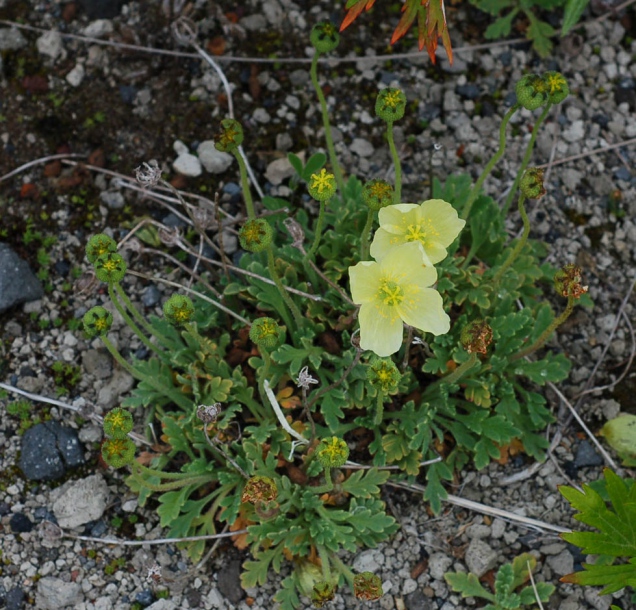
<box><xmin>349</xmin><ymin>261</ymin><xmax>382</xmax><ymax>304</ymax></box>
<box><xmin>358</xmin><ymin>303</ymin><xmax>404</xmax><ymax>357</ymax></box>
<box><xmin>422</xmin><ymin>241</ymin><xmax>449</xmax><ymax>265</ymax></box>
<box><xmin>377</xmin><ymin>204</ymin><xmax>419</xmax><ymax>235</ymax></box>
<box><xmin>418</xmin><ymin>199</ymin><xmax>466</xmax><ymax>248</ymax></box>
<box><xmin>397</xmin><ymin>287</ymin><xmax>450</xmax><ymax>336</ymax></box>
<box><xmin>369</xmin><ymin>228</ymin><xmax>407</xmax><ymax>262</ymax></box>
<box><xmin>380</xmin><ymin>242</ymin><xmax>437</xmax><ymax>287</ymax></box>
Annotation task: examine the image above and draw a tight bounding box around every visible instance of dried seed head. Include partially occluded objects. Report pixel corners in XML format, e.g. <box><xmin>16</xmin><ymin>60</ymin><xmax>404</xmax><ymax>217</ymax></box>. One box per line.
<box><xmin>554</xmin><ymin>264</ymin><xmax>588</xmax><ymax>299</ymax></box>
<box><xmin>171</xmin><ymin>16</ymin><xmax>198</xmax><ymax>45</ymax></box>
<box><xmin>241</xmin><ymin>475</ymin><xmax>278</xmax><ymax>504</ymax></box>
<box><xmin>40</xmin><ymin>520</ymin><xmax>63</xmax><ymax>544</ymax></box>
<box><xmin>296</xmin><ymin>366</ymin><xmax>319</xmax><ymax>390</ymax></box>
<box><xmin>283</xmin><ymin>217</ymin><xmax>306</xmax><ymax>250</ymax></box>
<box><xmin>146</xmin><ymin>563</ymin><xmax>163</xmax><ymax>584</ymax></box>
<box><xmin>353</xmin><ymin>572</ymin><xmax>383</xmax><ymax>601</ymax></box>
<box><xmin>197</xmin><ymin>403</ymin><xmax>221</xmax><ymax>424</ymax></box>
<box><xmin>460</xmin><ymin>320</ymin><xmax>493</xmax><ymax>355</ymax></box>
<box><xmin>134</xmin><ymin>160</ymin><xmax>161</xmax><ymax>188</ymax></box>
<box><xmin>158</xmin><ymin>225</ymin><xmax>181</xmax><ymax>246</ymax></box>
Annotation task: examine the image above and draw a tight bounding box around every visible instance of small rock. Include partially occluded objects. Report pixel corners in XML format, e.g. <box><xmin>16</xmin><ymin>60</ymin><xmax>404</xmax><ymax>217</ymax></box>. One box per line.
<box><xmin>217</xmin><ymin>559</ymin><xmax>243</xmax><ymax>603</ymax></box>
<box><xmin>252</xmin><ymin>108</ymin><xmax>271</xmax><ymax>123</ymax></box>
<box><xmin>52</xmin><ymin>474</ymin><xmax>109</xmax><ymax>529</ymax></box>
<box><xmin>352</xmin><ymin>549</ymin><xmax>382</xmax><ymax>573</ymax></box>
<box><xmin>134</xmin><ymin>589</ymin><xmax>154</xmax><ymax>607</ymax></box>
<box><xmin>36</xmin><ymin>30</ymin><xmax>64</xmax><ymax>60</ymax></box>
<box><xmin>197</xmin><ymin>141</ymin><xmax>233</xmax><ymax>174</ymax></box>
<box><xmin>456</xmin><ymin>84</ymin><xmax>480</xmax><ymax>99</ymax></box>
<box><xmin>562</xmin><ymin>120</ymin><xmax>585</xmax><ymax>143</ymax></box>
<box><xmin>404</xmin><ymin>588</ymin><xmax>434</xmax><ymax>610</ymax></box>
<box><xmin>546</xmin><ymin>549</ymin><xmax>574</xmax><ymax>576</ymax></box>
<box><xmin>79</xmin><ymin>0</ymin><xmax>122</xmax><ymax>19</ymax></box>
<box><xmin>262</xmin><ymin>0</ymin><xmax>283</xmax><ymax>26</ymax></box>
<box><xmin>240</xmin><ymin>14</ymin><xmax>268</xmax><ymax>31</ymax></box>
<box><xmin>0</xmin><ymin>243</ymin><xmax>44</xmax><ymax>313</ymax></box>
<box><xmin>289</xmin><ymin>69</ymin><xmax>309</xmax><ymax>87</ymax></box>
<box><xmin>142</xmin><ymin>284</ymin><xmax>161</xmax><ymax>307</ymax></box>
<box><xmin>574</xmin><ymin>440</ymin><xmax>604</xmax><ymax>468</ymax></box>
<box><xmin>82</xmin><ymin>19</ymin><xmax>113</xmax><ymax>38</ymax></box>
<box><xmin>82</xmin><ymin>349</ymin><xmax>112</xmax><ymax>379</ymax></box>
<box><xmin>146</xmin><ymin>600</ymin><xmax>177</xmax><ymax>610</ymax></box>
<box><xmin>66</xmin><ymin>62</ymin><xmax>85</xmax><ymax>87</ymax></box>
<box><xmin>276</xmin><ymin>133</ymin><xmax>293</xmax><ymax>151</ymax></box>
<box><xmin>561</xmin><ymin>168</ymin><xmax>583</xmax><ymax>191</ymax></box>
<box><xmin>264</xmin><ymin>157</ymin><xmax>295</xmax><ymax>185</ymax></box>
<box><xmin>464</xmin><ymin>539</ymin><xmax>498</xmax><ymax>578</ymax></box>
<box><xmin>172</xmin><ymin>140</ymin><xmax>202</xmax><ymax>177</ymax></box>
<box><xmin>97</xmin><ymin>369</ymin><xmax>134</xmax><ymax>408</ymax></box>
<box><xmin>428</xmin><ymin>553</ymin><xmax>453</xmax><ymax>580</ymax></box>
<box><xmin>0</xmin><ymin>28</ymin><xmax>27</xmax><ymax>51</ymax></box>
<box><xmin>402</xmin><ymin>578</ymin><xmax>418</xmax><ymax>595</ymax></box>
<box><xmin>36</xmin><ymin>578</ymin><xmax>82</xmax><ymax>610</ymax></box>
<box><xmin>350</xmin><ymin>138</ymin><xmax>374</xmax><ymax>157</ymax></box>
<box><xmin>5</xmin><ymin>587</ymin><xmax>25</xmax><ymax>610</ymax></box>
<box><xmin>584</xmin><ymin>587</ymin><xmax>612</xmax><ymax>610</ymax></box>
<box><xmin>99</xmin><ymin>190</ymin><xmax>125</xmax><ymax>209</ymax></box>
<box><xmin>9</xmin><ymin>512</ymin><xmax>34</xmax><ymax>533</ymax></box>
<box><xmin>466</xmin><ymin>524</ymin><xmax>491</xmax><ymax>540</ymax></box>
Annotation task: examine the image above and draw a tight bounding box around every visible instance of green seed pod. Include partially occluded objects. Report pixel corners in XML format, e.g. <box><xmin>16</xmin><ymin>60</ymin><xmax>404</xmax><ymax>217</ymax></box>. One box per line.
<box><xmin>94</xmin><ymin>252</ymin><xmax>127</xmax><ymax>284</ymax></box>
<box><xmin>101</xmin><ymin>437</ymin><xmax>135</xmax><ymax>469</ymax></box>
<box><xmin>239</xmin><ymin>219</ymin><xmax>274</xmax><ymax>253</ymax></box>
<box><xmin>311</xmin><ymin>581</ymin><xmax>336</xmax><ymax>608</ymax></box>
<box><xmin>362</xmin><ymin>179</ymin><xmax>394</xmax><ymax>211</ymax></box>
<box><xmin>367</xmin><ymin>357</ymin><xmax>401</xmax><ymax>394</ymax></box>
<box><xmin>249</xmin><ymin>317</ymin><xmax>281</xmax><ymax>350</ymax></box>
<box><xmin>375</xmin><ymin>88</ymin><xmax>407</xmax><ymax>122</ymax></box>
<box><xmin>519</xmin><ymin>167</ymin><xmax>546</xmax><ymax>199</ymax></box>
<box><xmin>543</xmin><ymin>71</ymin><xmax>569</xmax><ymax>104</ymax></box>
<box><xmin>460</xmin><ymin>320</ymin><xmax>493</xmax><ymax>355</ymax></box>
<box><xmin>316</xmin><ymin>437</ymin><xmax>349</xmax><ymax>468</ymax></box>
<box><xmin>353</xmin><ymin>572</ymin><xmax>383</xmax><ymax>601</ymax></box>
<box><xmin>103</xmin><ymin>407</ymin><xmax>134</xmax><ymax>439</ymax></box>
<box><xmin>163</xmin><ymin>294</ymin><xmax>195</xmax><ymax>326</ymax></box>
<box><xmin>310</xmin><ymin>21</ymin><xmax>340</xmax><ymax>54</ymax></box>
<box><xmin>215</xmin><ymin>118</ymin><xmax>244</xmax><ymax>153</ymax></box>
<box><xmin>83</xmin><ymin>306</ymin><xmax>113</xmax><ymax>338</ymax></box>
<box><xmin>86</xmin><ymin>233</ymin><xmax>117</xmax><ymax>264</ymax></box>
<box><xmin>515</xmin><ymin>74</ymin><xmax>548</xmax><ymax>111</ymax></box>
<box><xmin>308</xmin><ymin>169</ymin><xmax>337</xmax><ymax>202</ymax></box>
<box><xmin>241</xmin><ymin>475</ymin><xmax>278</xmax><ymax>504</ymax></box>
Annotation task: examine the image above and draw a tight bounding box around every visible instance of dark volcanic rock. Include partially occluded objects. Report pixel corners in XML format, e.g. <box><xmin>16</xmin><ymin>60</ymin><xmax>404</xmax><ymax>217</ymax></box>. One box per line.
<box><xmin>0</xmin><ymin>243</ymin><xmax>44</xmax><ymax>313</ymax></box>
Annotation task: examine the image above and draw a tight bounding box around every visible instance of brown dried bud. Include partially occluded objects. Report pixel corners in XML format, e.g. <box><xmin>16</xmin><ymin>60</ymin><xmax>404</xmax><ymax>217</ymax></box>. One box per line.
<box><xmin>554</xmin><ymin>264</ymin><xmax>588</xmax><ymax>299</ymax></box>
<box><xmin>158</xmin><ymin>226</ymin><xmax>181</xmax><ymax>247</ymax></box>
<box><xmin>241</xmin><ymin>475</ymin><xmax>278</xmax><ymax>504</ymax></box>
<box><xmin>460</xmin><ymin>320</ymin><xmax>493</xmax><ymax>355</ymax></box>
<box><xmin>197</xmin><ymin>403</ymin><xmax>221</xmax><ymax>423</ymax></box>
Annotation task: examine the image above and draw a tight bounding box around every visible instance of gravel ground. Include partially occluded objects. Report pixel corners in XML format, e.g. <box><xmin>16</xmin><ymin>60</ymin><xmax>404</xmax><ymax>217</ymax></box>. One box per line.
<box><xmin>1</xmin><ymin>1</ymin><xmax>636</xmax><ymax>609</ymax></box>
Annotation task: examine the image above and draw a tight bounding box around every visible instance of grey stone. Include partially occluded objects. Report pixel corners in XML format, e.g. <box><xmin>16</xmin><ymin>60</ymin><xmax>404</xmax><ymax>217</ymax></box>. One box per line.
<box><xmin>561</xmin><ymin>168</ymin><xmax>583</xmax><ymax>191</ymax></box>
<box><xmin>574</xmin><ymin>440</ymin><xmax>604</xmax><ymax>468</ymax></box>
<box><xmin>146</xmin><ymin>600</ymin><xmax>177</xmax><ymax>610</ymax></box>
<box><xmin>262</xmin><ymin>0</ymin><xmax>283</xmax><ymax>26</ymax></box>
<box><xmin>276</xmin><ymin>133</ymin><xmax>293</xmax><ymax>152</ymax></box>
<box><xmin>562</xmin><ymin>120</ymin><xmax>585</xmax><ymax>143</ymax></box>
<box><xmin>36</xmin><ymin>30</ymin><xmax>64</xmax><ymax>60</ymax></box>
<box><xmin>584</xmin><ymin>588</ymin><xmax>612</xmax><ymax>610</ymax></box>
<box><xmin>240</xmin><ymin>14</ymin><xmax>267</xmax><ymax>32</ymax></box>
<box><xmin>82</xmin><ymin>19</ymin><xmax>113</xmax><ymax>38</ymax></box>
<box><xmin>19</xmin><ymin>422</ymin><xmax>84</xmax><ymax>481</ymax></box>
<box><xmin>352</xmin><ymin>549</ymin><xmax>382</xmax><ymax>573</ymax></box>
<box><xmin>5</xmin><ymin>587</ymin><xmax>25</xmax><ymax>610</ymax></box>
<box><xmin>82</xmin><ymin>349</ymin><xmax>112</xmax><ymax>379</ymax></box>
<box><xmin>0</xmin><ymin>243</ymin><xmax>44</xmax><ymax>313</ymax></box>
<box><xmin>0</xmin><ymin>28</ymin><xmax>27</xmax><ymax>51</ymax></box>
<box><xmin>217</xmin><ymin>559</ymin><xmax>243</xmax><ymax>603</ymax></box>
<box><xmin>404</xmin><ymin>588</ymin><xmax>434</xmax><ymax>610</ymax></box>
<box><xmin>173</xmin><ymin>152</ymin><xmax>202</xmax><ymax>177</ymax></box>
<box><xmin>350</xmin><ymin>138</ymin><xmax>375</xmax><ymax>157</ymax></box>
<box><xmin>466</xmin><ymin>524</ymin><xmax>491</xmax><ymax>540</ymax></box>
<box><xmin>65</xmin><ymin>63</ymin><xmax>85</xmax><ymax>87</ymax></box>
<box><xmin>289</xmin><ymin>69</ymin><xmax>309</xmax><ymax>87</ymax></box>
<box><xmin>428</xmin><ymin>553</ymin><xmax>453</xmax><ymax>580</ymax></box>
<box><xmin>142</xmin><ymin>284</ymin><xmax>161</xmax><ymax>307</ymax></box>
<box><xmin>97</xmin><ymin>369</ymin><xmax>134</xmax><ymax>408</ymax></box>
<box><xmin>265</xmin><ymin>157</ymin><xmax>295</xmax><ymax>185</ymax></box>
<box><xmin>464</xmin><ymin>539</ymin><xmax>498</xmax><ymax>577</ymax></box>
<box><xmin>197</xmin><ymin>141</ymin><xmax>233</xmax><ymax>174</ymax></box>
<box><xmin>36</xmin><ymin>578</ymin><xmax>82</xmax><ymax>610</ymax></box>
<box><xmin>546</xmin><ymin>549</ymin><xmax>574</xmax><ymax>576</ymax></box>
<box><xmin>99</xmin><ymin>190</ymin><xmax>125</xmax><ymax>209</ymax></box>
<box><xmin>52</xmin><ymin>474</ymin><xmax>109</xmax><ymax>528</ymax></box>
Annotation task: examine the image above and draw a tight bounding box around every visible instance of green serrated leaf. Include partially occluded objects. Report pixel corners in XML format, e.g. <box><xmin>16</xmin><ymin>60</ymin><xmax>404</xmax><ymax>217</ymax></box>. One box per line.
<box><xmin>341</xmin><ymin>468</ymin><xmax>390</xmax><ymax>498</ymax></box>
<box><xmin>484</xmin><ymin>8</ymin><xmax>520</xmax><ymax>39</ymax></box>
<box><xmin>445</xmin><ymin>572</ymin><xmax>494</xmax><ymax>601</ymax></box>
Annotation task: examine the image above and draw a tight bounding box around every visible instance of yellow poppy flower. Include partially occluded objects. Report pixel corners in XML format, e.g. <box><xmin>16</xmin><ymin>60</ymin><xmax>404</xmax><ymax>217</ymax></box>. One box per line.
<box><xmin>349</xmin><ymin>242</ymin><xmax>450</xmax><ymax>357</ymax></box>
<box><xmin>370</xmin><ymin>199</ymin><xmax>465</xmax><ymax>264</ymax></box>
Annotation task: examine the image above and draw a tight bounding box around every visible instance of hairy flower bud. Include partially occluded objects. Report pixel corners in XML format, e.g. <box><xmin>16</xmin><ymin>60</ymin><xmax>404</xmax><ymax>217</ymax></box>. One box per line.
<box><xmin>215</xmin><ymin>118</ymin><xmax>244</xmax><ymax>153</ymax></box>
<box><xmin>239</xmin><ymin>219</ymin><xmax>274</xmax><ymax>253</ymax></box>
<box><xmin>94</xmin><ymin>252</ymin><xmax>127</xmax><ymax>284</ymax></box>
<box><xmin>310</xmin><ymin>21</ymin><xmax>339</xmax><ymax>54</ymax></box>
<box><xmin>543</xmin><ymin>71</ymin><xmax>569</xmax><ymax>104</ymax></box>
<box><xmin>353</xmin><ymin>572</ymin><xmax>383</xmax><ymax>601</ymax></box>
<box><xmin>101</xmin><ymin>437</ymin><xmax>135</xmax><ymax>469</ymax></box>
<box><xmin>83</xmin><ymin>306</ymin><xmax>113</xmax><ymax>338</ymax></box>
<box><xmin>316</xmin><ymin>437</ymin><xmax>349</xmax><ymax>468</ymax></box>
<box><xmin>103</xmin><ymin>407</ymin><xmax>133</xmax><ymax>439</ymax></box>
<box><xmin>86</xmin><ymin>233</ymin><xmax>117</xmax><ymax>264</ymax></box>
<box><xmin>241</xmin><ymin>475</ymin><xmax>278</xmax><ymax>504</ymax></box>
<box><xmin>375</xmin><ymin>88</ymin><xmax>406</xmax><ymax>122</ymax></box>
<box><xmin>554</xmin><ymin>264</ymin><xmax>587</xmax><ymax>299</ymax></box>
<box><xmin>308</xmin><ymin>169</ymin><xmax>337</xmax><ymax>202</ymax></box>
<box><xmin>362</xmin><ymin>179</ymin><xmax>394</xmax><ymax>211</ymax></box>
<box><xmin>515</xmin><ymin>74</ymin><xmax>548</xmax><ymax>111</ymax></box>
<box><xmin>520</xmin><ymin>167</ymin><xmax>546</xmax><ymax>199</ymax></box>
<box><xmin>367</xmin><ymin>357</ymin><xmax>401</xmax><ymax>394</ymax></box>
<box><xmin>163</xmin><ymin>294</ymin><xmax>195</xmax><ymax>326</ymax></box>
<box><xmin>312</xmin><ymin>581</ymin><xmax>336</xmax><ymax>607</ymax></box>
<box><xmin>460</xmin><ymin>320</ymin><xmax>493</xmax><ymax>355</ymax></box>
<box><xmin>249</xmin><ymin>317</ymin><xmax>281</xmax><ymax>350</ymax></box>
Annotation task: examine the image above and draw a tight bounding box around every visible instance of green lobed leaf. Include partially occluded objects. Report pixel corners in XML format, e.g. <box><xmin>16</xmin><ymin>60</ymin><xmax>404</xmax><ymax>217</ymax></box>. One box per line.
<box><xmin>484</xmin><ymin>9</ymin><xmax>520</xmax><ymax>39</ymax></box>
<box><xmin>445</xmin><ymin>572</ymin><xmax>494</xmax><ymax>601</ymax></box>
<box><xmin>341</xmin><ymin>468</ymin><xmax>390</xmax><ymax>498</ymax></box>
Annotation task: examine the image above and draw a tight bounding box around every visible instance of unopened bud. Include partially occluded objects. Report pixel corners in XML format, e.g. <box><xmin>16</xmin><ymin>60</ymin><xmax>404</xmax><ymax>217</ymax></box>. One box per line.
<box><xmin>311</xmin><ymin>581</ymin><xmax>336</xmax><ymax>607</ymax></box>
<box><xmin>310</xmin><ymin>21</ymin><xmax>340</xmax><ymax>54</ymax></box>
<box><xmin>163</xmin><ymin>294</ymin><xmax>195</xmax><ymax>326</ymax></box>
<box><xmin>308</xmin><ymin>169</ymin><xmax>336</xmax><ymax>202</ymax></box>
<box><xmin>83</xmin><ymin>306</ymin><xmax>113</xmax><ymax>338</ymax></box>
<box><xmin>362</xmin><ymin>179</ymin><xmax>394</xmax><ymax>210</ymax></box>
<box><xmin>515</xmin><ymin>74</ymin><xmax>548</xmax><ymax>111</ymax></box>
<box><xmin>101</xmin><ymin>437</ymin><xmax>136</xmax><ymax>469</ymax></box>
<box><xmin>316</xmin><ymin>437</ymin><xmax>349</xmax><ymax>468</ymax></box>
<box><xmin>375</xmin><ymin>88</ymin><xmax>406</xmax><ymax>122</ymax></box>
<box><xmin>103</xmin><ymin>407</ymin><xmax>133</xmax><ymax>439</ymax></box>
<box><xmin>239</xmin><ymin>218</ymin><xmax>273</xmax><ymax>252</ymax></box>
<box><xmin>367</xmin><ymin>357</ymin><xmax>401</xmax><ymax>394</ymax></box>
<box><xmin>94</xmin><ymin>252</ymin><xmax>127</xmax><ymax>284</ymax></box>
<box><xmin>215</xmin><ymin>118</ymin><xmax>244</xmax><ymax>153</ymax></box>
<box><xmin>86</xmin><ymin>233</ymin><xmax>117</xmax><ymax>264</ymax></box>
<box><xmin>543</xmin><ymin>71</ymin><xmax>569</xmax><ymax>104</ymax></box>
<box><xmin>249</xmin><ymin>317</ymin><xmax>281</xmax><ymax>349</ymax></box>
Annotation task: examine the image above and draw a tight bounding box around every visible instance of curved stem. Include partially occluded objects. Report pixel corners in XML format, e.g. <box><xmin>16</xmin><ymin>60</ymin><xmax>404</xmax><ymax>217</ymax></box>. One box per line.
<box><xmin>305</xmin><ymin>199</ymin><xmax>328</xmax><ymax>262</ymax></box>
<box><xmin>491</xmin><ymin>194</ymin><xmax>529</xmax><ymax>285</ymax></box>
<box><xmin>437</xmin><ymin>352</ymin><xmax>479</xmax><ymax>387</ymax></box>
<box><xmin>311</xmin><ymin>466</ymin><xmax>334</xmax><ymax>494</ymax></box>
<box><xmin>502</xmin><ymin>103</ymin><xmax>552</xmax><ymax>215</ymax></box>
<box><xmin>360</xmin><ymin>209</ymin><xmax>374</xmax><ymax>261</ymax></box>
<box><xmin>374</xmin><ymin>393</ymin><xmax>385</xmax><ymax>427</ymax></box>
<box><xmin>310</xmin><ymin>52</ymin><xmax>345</xmax><ymax>194</ymax></box>
<box><xmin>463</xmin><ymin>104</ymin><xmax>519</xmax><ymax>221</ymax></box>
<box><xmin>129</xmin><ymin>471</ymin><xmax>212</xmax><ymax>493</ymax></box>
<box><xmin>386</xmin><ymin>121</ymin><xmax>401</xmax><ymax>203</ymax></box>
<box><xmin>233</xmin><ymin>150</ymin><xmax>256</xmax><ymax>220</ymax></box>
<box><xmin>266</xmin><ymin>247</ymin><xmax>303</xmax><ymax>329</ymax></box>
<box><xmin>108</xmin><ymin>283</ymin><xmax>162</xmax><ymax>356</ymax></box>
<box><xmin>511</xmin><ymin>296</ymin><xmax>576</xmax><ymax>361</ymax></box>
<box><xmin>114</xmin><ymin>282</ymin><xmax>172</xmax><ymax>348</ymax></box>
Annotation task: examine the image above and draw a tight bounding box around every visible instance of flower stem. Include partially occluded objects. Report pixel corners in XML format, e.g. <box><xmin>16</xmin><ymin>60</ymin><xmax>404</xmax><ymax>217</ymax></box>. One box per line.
<box><xmin>438</xmin><ymin>352</ymin><xmax>479</xmax><ymax>386</ymax></box>
<box><xmin>374</xmin><ymin>393</ymin><xmax>384</xmax><ymax>426</ymax></box>
<box><xmin>310</xmin><ymin>52</ymin><xmax>345</xmax><ymax>194</ymax></box>
<box><xmin>100</xmin><ymin>335</ymin><xmax>191</xmax><ymax>411</ymax></box>
<box><xmin>463</xmin><ymin>104</ymin><xmax>519</xmax><ymax>221</ymax></box>
<box><xmin>360</xmin><ymin>209</ymin><xmax>374</xmax><ymax>261</ymax></box>
<box><xmin>491</xmin><ymin>194</ymin><xmax>529</xmax><ymax>286</ymax></box>
<box><xmin>305</xmin><ymin>199</ymin><xmax>328</xmax><ymax>262</ymax></box>
<box><xmin>233</xmin><ymin>149</ymin><xmax>256</xmax><ymax>220</ymax></box>
<box><xmin>502</xmin><ymin>102</ymin><xmax>552</xmax><ymax>215</ymax></box>
<box><xmin>510</xmin><ymin>296</ymin><xmax>576</xmax><ymax>361</ymax></box>
<box><xmin>108</xmin><ymin>283</ymin><xmax>162</xmax><ymax>357</ymax></box>
<box><xmin>311</xmin><ymin>466</ymin><xmax>334</xmax><ymax>494</ymax></box>
<box><xmin>386</xmin><ymin>120</ymin><xmax>402</xmax><ymax>203</ymax></box>
<box><xmin>266</xmin><ymin>247</ymin><xmax>303</xmax><ymax>329</ymax></box>
<box><xmin>331</xmin><ymin>554</ymin><xmax>355</xmax><ymax>588</ymax></box>
<box><xmin>114</xmin><ymin>282</ymin><xmax>172</xmax><ymax>349</ymax></box>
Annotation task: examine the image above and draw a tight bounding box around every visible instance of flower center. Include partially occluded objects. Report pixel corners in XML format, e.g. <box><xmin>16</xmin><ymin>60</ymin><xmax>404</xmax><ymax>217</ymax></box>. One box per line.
<box><xmin>404</xmin><ymin>221</ymin><xmax>439</xmax><ymax>245</ymax></box>
<box><xmin>378</xmin><ymin>280</ymin><xmax>404</xmax><ymax>306</ymax></box>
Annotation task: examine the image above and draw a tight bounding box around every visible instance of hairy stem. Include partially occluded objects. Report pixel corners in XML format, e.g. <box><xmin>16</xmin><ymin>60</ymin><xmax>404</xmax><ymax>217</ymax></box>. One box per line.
<box><xmin>233</xmin><ymin>150</ymin><xmax>256</xmax><ymax>220</ymax></box>
<box><xmin>491</xmin><ymin>194</ymin><xmax>529</xmax><ymax>286</ymax></box>
<box><xmin>305</xmin><ymin>199</ymin><xmax>328</xmax><ymax>263</ymax></box>
<box><xmin>438</xmin><ymin>352</ymin><xmax>479</xmax><ymax>386</ymax></box>
<box><xmin>360</xmin><ymin>209</ymin><xmax>375</xmax><ymax>261</ymax></box>
<box><xmin>386</xmin><ymin>120</ymin><xmax>402</xmax><ymax>203</ymax></box>
<box><xmin>266</xmin><ymin>247</ymin><xmax>303</xmax><ymax>329</ymax></box>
